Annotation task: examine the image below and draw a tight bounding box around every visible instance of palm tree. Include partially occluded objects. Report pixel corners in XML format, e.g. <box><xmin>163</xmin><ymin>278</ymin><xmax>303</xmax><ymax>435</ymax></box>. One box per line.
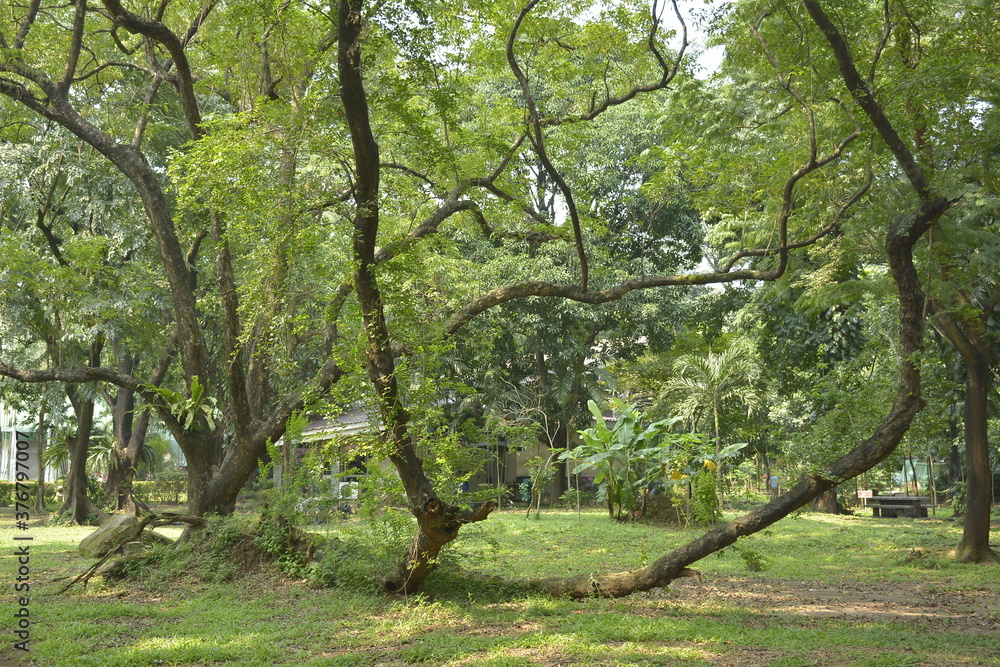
<box><xmin>661</xmin><ymin>344</ymin><xmax>760</xmax><ymax>489</ymax></box>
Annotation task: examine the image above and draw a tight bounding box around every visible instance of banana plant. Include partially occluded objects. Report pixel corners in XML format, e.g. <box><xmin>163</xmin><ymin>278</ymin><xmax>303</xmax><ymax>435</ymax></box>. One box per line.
<box><xmin>561</xmin><ymin>399</ymin><xmax>681</xmax><ymax>522</ymax></box>
<box><xmin>563</xmin><ymin>399</ymin><xmax>748</xmax><ymax>522</ymax></box>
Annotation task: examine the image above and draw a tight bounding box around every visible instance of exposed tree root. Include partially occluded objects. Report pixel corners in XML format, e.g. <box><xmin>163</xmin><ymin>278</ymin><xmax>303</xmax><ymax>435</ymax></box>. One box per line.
<box><xmin>954</xmin><ymin>544</ymin><xmax>1000</xmax><ymax>565</ymax></box>
<box><xmin>59</xmin><ymin>513</ymin><xmax>205</xmax><ymax>593</ymax></box>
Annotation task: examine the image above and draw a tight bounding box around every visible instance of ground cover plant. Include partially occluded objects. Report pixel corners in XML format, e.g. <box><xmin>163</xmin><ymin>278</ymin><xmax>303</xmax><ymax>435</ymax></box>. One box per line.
<box><xmin>3</xmin><ymin>505</ymin><xmax>998</xmax><ymax>666</ymax></box>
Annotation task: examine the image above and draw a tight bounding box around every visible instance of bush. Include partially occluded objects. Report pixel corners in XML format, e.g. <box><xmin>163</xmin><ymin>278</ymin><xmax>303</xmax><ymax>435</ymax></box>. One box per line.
<box><xmin>691</xmin><ymin>471</ymin><xmax>721</xmax><ymax>526</ymax></box>
<box><xmin>718</xmin><ymin>534</ymin><xmax>772</xmax><ymax>572</ymax></box>
<box><xmin>103</xmin><ymin>511</ymin><xmax>313</xmax><ymax>588</ymax></box>
<box><xmin>0</xmin><ymin>481</ymin><xmax>59</xmax><ymax>507</ymax></box>
<box><xmin>133</xmin><ymin>470</ymin><xmax>187</xmax><ymax>504</ymax></box>
<box><xmin>308</xmin><ymin>509</ymin><xmax>414</xmax><ymax>591</ymax></box>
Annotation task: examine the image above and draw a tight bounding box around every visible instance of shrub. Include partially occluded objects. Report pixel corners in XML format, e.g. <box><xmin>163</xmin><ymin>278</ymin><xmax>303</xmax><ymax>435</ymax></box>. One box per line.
<box><xmin>102</xmin><ymin>511</ymin><xmax>311</xmax><ymax>588</ymax></box>
<box><xmin>0</xmin><ymin>481</ymin><xmax>59</xmax><ymax>507</ymax></box>
<box><xmin>691</xmin><ymin>471</ymin><xmax>721</xmax><ymax>526</ymax></box>
<box><xmin>133</xmin><ymin>470</ymin><xmax>187</xmax><ymax>504</ymax></box>
<box><xmin>308</xmin><ymin>509</ymin><xmax>414</xmax><ymax>591</ymax></box>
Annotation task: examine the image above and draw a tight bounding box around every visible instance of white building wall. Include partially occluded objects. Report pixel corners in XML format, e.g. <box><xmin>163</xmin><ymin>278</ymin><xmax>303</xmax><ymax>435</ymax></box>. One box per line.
<box><xmin>0</xmin><ymin>403</ymin><xmax>62</xmax><ymax>482</ymax></box>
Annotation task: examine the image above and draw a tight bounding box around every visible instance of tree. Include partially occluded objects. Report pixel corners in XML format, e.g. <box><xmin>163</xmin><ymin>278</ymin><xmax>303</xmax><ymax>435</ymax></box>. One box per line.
<box><xmin>0</xmin><ymin>0</ymin><xmax>346</xmax><ymax>519</ymax></box>
<box><xmin>531</xmin><ymin>0</ymin><xmax>951</xmax><ymax>597</ymax></box>
<box><xmin>927</xmin><ymin>208</ymin><xmax>1000</xmax><ymax>562</ymax></box>
<box><xmin>662</xmin><ymin>343</ymin><xmax>760</xmax><ymax>494</ymax></box>
<box><xmin>0</xmin><ymin>123</ymin><xmax>174</xmax><ymax>520</ymax></box>
<box><xmin>799</xmin><ymin>0</ymin><xmax>999</xmax><ymax>562</ymax></box>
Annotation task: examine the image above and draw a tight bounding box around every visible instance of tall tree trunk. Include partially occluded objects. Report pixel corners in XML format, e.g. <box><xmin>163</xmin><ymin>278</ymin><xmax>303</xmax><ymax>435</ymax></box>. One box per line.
<box><xmin>32</xmin><ymin>400</ymin><xmax>47</xmax><ymax>514</ymax></box>
<box><xmin>104</xmin><ymin>349</ymin><xmax>140</xmax><ymax>511</ymax></box>
<box><xmin>60</xmin><ymin>393</ymin><xmax>99</xmax><ymax>523</ymax></box>
<box><xmin>105</xmin><ymin>406</ymin><xmax>156</xmax><ymax>513</ymax></box>
<box><xmin>930</xmin><ymin>301</ymin><xmax>997</xmax><ymax>561</ymax></box>
<box><xmin>336</xmin><ymin>0</ymin><xmax>496</xmax><ymax>594</ymax></box>
<box><xmin>955</xmin><ymin>354</ymin><xmax>998</xmax><ymax>562</ymax></box>
<box><xmin>59</xmin><ymin>339</ymin><xmax>108</xmax><ymax>524</ymax></box>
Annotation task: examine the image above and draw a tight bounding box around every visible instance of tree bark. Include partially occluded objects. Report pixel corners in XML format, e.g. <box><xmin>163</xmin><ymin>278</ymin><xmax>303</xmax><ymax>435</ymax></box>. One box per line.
<box><xmin>60</xmin><ymin>338</ymin><xmax>108</xmax><ymax>524</ymax></box>
<box><xmin>809</xmin><ymin>488</ymin><xmax>841</xmax><ymax>514</ymax></box>
<box><xmin>929</xmin><ymin>294</ymin><xmax>997</xmax><ymax>561</ymax></box>
<box><xmin>32</xmin><ymin>401</ymin><xmax>47</xmax><ymax>515</ymax></box>
<box><xmin>955</xmin><ymin>352</ymin><xmax>998</xmax><ymax>562</ymax></box>
<box><xmin>103</xmin><ymin>345</ymin><xmax>158</xmax><ymax>513</ymax></box>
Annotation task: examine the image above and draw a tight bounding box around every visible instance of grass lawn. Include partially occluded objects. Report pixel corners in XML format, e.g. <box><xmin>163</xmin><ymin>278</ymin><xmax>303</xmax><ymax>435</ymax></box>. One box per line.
<box><xmin>1</xmin><ymin>505</ymin><xmax>998</xmax><ymax>666</ymax></box>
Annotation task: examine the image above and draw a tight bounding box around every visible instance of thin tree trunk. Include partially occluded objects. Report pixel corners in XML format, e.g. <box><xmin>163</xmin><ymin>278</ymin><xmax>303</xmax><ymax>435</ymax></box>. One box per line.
<box><xmin>61</xmin><ymin>392</ymin><xmax>107</xmax><ymax>524</ymax></box>
<box><xmin>33</xmin><ymin>399</ymin><xmax>47</xmax><ymax>514</ymax></box>
<box><xmin>948</xmin><ymin>441</ymin><xmax>962</xmax><ymax>505</ymax></box>
<box><xmin>59</xmin><ymin>339</ymin><xmax>108</xmax><ymax>524</ymax></box>
<box><xmin>335</xmin><ymin>0</ymin><xmax>496</xmax><ymax>594</ymax></box>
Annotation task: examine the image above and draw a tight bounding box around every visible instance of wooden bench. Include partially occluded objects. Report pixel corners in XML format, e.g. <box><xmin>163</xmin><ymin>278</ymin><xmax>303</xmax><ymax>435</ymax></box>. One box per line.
<box><xmin>863</xmin><ymin>495</ymin><xmax>933</xmax><ymax>518</ymax></box>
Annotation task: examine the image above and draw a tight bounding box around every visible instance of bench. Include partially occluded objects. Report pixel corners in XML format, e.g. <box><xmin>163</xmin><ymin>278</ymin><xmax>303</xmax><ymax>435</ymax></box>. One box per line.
<box><xmin>863</xmin><ymin>495</ymin><xmax>933</xmax><ymax>518</ymax></box>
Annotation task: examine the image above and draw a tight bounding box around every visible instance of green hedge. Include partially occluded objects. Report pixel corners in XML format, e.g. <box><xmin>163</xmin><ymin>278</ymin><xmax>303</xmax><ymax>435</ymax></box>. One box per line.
<box><xmin>133</xmin><ymin>471</ymin><xmax>187</xmax><ymax>504</ymax></box>
<box><xmin>0</xmin><ymin>481</ymin><xmax>59</xmax><ymax>507</ymax></box>
<box><xmin>0</xmin><ymin>472</ymin><xmax>188</xmax><ymax>507</ymax></box>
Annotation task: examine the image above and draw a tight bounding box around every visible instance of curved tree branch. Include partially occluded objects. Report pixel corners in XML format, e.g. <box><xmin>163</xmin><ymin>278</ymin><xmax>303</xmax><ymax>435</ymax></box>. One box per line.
<box><xmin>527</xmin><ymin>164</ymin><xmax>949</xmax><ymax>601</ymax></box>
<box><xmin>538</xmin><ymin>0</ymin><xmax>688</xmax><ymax>128</ymax></box>
<box><xmin>720</xmin><ymin>131</ymin><xmax>868</xmax><ymax>271</ymax></box>
<box><xmin>101</xmin><ymin>0</ymin><xmax>212</xmax><ymax>140</ymax></box>
<box><xmin>507</xmin><ymin>0</ymin><xmax>589</xmax><ymax>288</ymax></box>
<box><xmin>802</xmin><ymin>0</ymin><xmax>933</xmax><ymax>200</ymax></box>
<box><xmin>444</xmin><ymin>269</ymin><xmax>761</xmax><ymax>336</ymax></box>
<box><xmin>0</xmin><ymin>361</ymin><xmax>184</xmax><ymax>434</ymax></box>
<box><xmin>13</xmin><ymin>0</ymin><xmax>42</xmax><ymax>50</ymax></box>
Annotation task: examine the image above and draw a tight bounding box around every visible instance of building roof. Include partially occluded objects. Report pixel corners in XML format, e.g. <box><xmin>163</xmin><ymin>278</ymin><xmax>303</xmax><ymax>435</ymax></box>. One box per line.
<box><xmin>299</xmin><ymin>408</ymin><xmax>371</xmax><ymax>442</ymax></box>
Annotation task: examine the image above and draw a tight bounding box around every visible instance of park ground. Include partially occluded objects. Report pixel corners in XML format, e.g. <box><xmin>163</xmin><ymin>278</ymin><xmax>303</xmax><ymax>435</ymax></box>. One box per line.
<box><xmin>1</xmin><ymin>505</ymin><xmax>998</xmax><ymax>666</ymax></box>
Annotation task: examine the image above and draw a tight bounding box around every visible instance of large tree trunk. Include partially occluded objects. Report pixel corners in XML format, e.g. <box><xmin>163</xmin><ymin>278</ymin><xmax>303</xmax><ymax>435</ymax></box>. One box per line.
<box><xmin>955</xmin><ymin>354</ymin><xmax>998</xmax><ymax>562</ymax></box>
<box><xmin>929</xmin><ymin>287</ymin><xmax>997</xmax><ymax>561</ymax></box>
<box><xmin>810</xmin><ymin>488</ymin><xmax>842</xmax><ymax>514</ymax></box>
<box><xmin>182</xmin><ymin>430</ymin><xmax>226</xmax><ymax>516</ymax></box>
<box><xmin>381</xmin><ymin>500</ymin><xmax>496</xmax><ymax>594</ymax></box>
<box><xmin>105</xmin><ymin>407</ymin><xmax>156</xmax><ymax>513</ymax></box>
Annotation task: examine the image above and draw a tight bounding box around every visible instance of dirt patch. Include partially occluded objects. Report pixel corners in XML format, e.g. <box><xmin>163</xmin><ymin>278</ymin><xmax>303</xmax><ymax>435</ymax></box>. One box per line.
<box><xmin>0</xmin><ymin>648</ymin><xmax>30</xmax><ymax>666</ymax></box>
<box><xmin>663</xmin><ymin>574</ymin><xmax>1000</xmax><ymax>635</ymax></box>
<box><xmin>231</xmin><ymin>534</ymin><xmax>268</xmax><ymax>574</ymax></box>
